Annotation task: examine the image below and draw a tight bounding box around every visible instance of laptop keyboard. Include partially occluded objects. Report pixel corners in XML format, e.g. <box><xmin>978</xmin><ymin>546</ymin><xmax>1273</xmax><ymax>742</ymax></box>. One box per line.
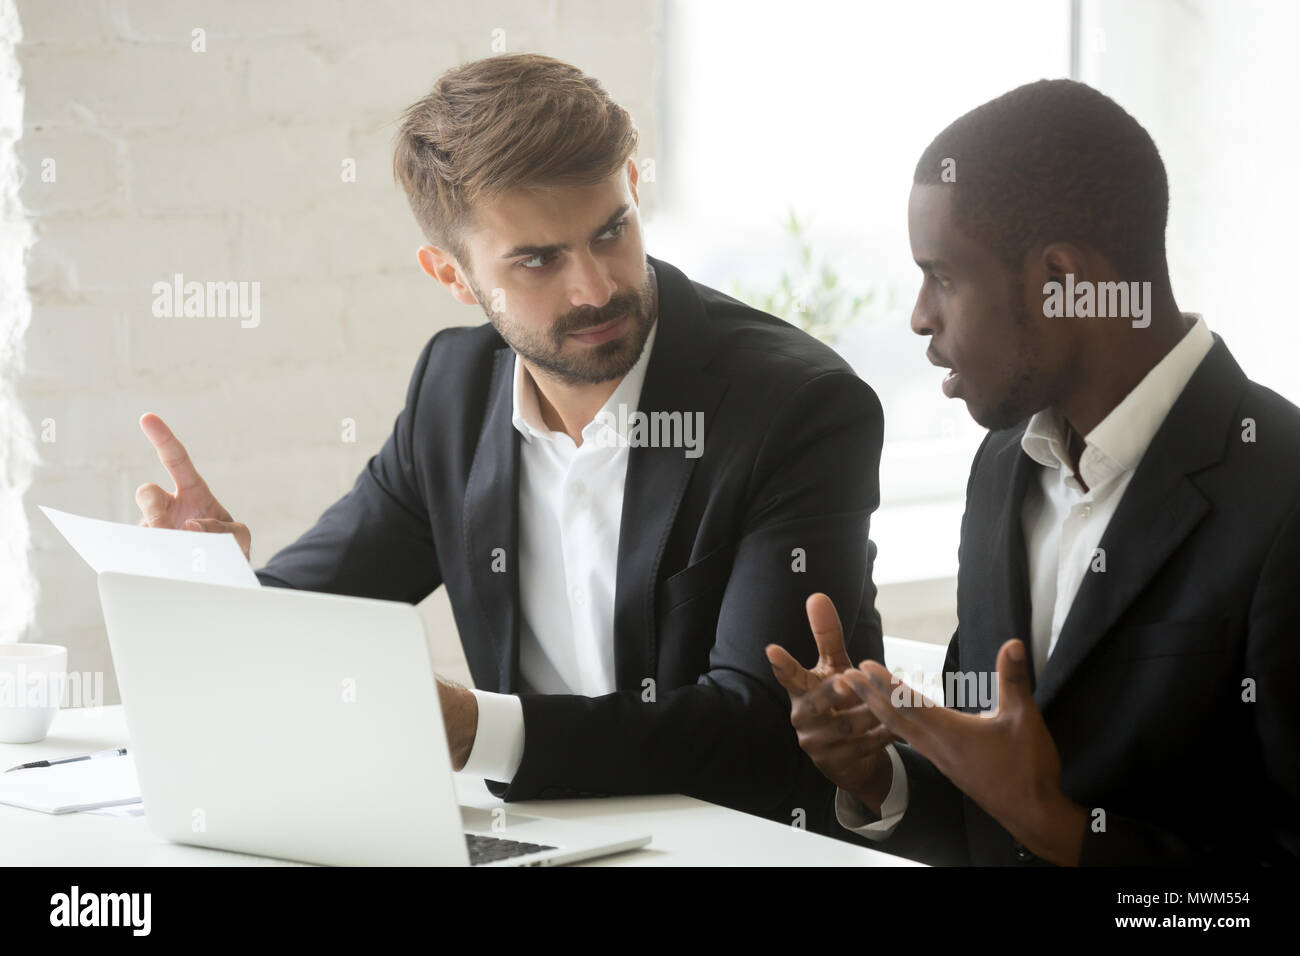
<box><xmin>465</xmin><ymin>832</ymin><xmax>559</xmax><ymax>865</ymax></box>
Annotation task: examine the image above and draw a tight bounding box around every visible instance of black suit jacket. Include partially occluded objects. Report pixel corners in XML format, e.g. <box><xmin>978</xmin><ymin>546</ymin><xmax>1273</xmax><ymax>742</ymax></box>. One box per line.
<box><xmin>255</xmin><ymin>255</ymin><xmax>885</xmax><ymax>834</ymax></box>
<box><xmin>862</xmin><ymin>336</ymin><xmax>1300</xmax><ymax>865</ymax></box>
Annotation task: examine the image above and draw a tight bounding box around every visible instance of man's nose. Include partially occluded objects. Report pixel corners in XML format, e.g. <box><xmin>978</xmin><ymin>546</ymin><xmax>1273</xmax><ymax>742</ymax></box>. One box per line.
<box><xmin>566</xmin><ymin>250</ymin><xmax>617</xmax><ymax>309</ymax></box>
<box><xmin>910</xmin><ymin>289</ymin><xmax>939</xmax><ymax>337</ymax></box>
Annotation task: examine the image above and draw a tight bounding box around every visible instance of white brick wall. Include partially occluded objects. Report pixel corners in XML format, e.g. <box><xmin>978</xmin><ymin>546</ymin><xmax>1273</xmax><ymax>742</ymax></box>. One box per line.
<box><xmin>11</xmin><ymin>0</ymin><xmax>661</xmax><ymax>704</ymax></box>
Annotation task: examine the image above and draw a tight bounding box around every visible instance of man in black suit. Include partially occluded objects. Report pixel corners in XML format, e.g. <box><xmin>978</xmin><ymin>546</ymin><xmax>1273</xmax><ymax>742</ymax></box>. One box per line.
<box><xmin>769</xmin><ymin>79</ymin><xmax>1300</xmax><ymax>864</ymax></box>
<box><xmin>133</xmin><ymin>53</ymin><xmax>884</xmax><ymax>835</ymax></box>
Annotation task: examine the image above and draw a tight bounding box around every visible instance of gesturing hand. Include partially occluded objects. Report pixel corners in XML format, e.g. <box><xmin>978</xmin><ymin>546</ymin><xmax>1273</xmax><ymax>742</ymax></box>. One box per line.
<box><xmin>134</xmin><ymin>412</ymin><xmax>252</xmax><ymax>562</ymax></box>
<box><xmin>849</xmin><ymin>639</ymin><xmax>1088</xmax><ymax>865</ymax></box>
<box><xmin>766</xmin><ymin>593</ymin><xmax>898</xmax><ymax>813</ymax></box>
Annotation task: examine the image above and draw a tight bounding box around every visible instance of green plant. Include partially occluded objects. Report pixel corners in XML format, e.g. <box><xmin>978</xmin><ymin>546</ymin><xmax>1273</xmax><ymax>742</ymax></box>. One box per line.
<box><xmin>730</xmin><ymin>209</ymin><xmax>882</xmax><ymax>345</ymax></box>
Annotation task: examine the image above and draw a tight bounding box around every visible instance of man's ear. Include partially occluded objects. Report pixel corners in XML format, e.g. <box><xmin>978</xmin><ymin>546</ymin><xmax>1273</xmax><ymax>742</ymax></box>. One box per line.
<box><xmin>626</xmin><ymin>156</ymin><xmax>639</xmax><ymax>207</ymax></box>
<box><xmin>418</xmin><ymin>245</ymin><xmax>478</xmax><ymax>306</ymax></box>
<box><xmin>1040</xmin><ymin>242</ymin><xmax>1088</xmax><ymax>286</ymax></box>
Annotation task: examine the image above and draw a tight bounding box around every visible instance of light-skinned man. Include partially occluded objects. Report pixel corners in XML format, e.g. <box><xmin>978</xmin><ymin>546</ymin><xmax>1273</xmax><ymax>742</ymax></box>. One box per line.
<box><xmin>135</xmin><ymin>53</ymin><xmax>886</xmax><ymax>834</ymax></box>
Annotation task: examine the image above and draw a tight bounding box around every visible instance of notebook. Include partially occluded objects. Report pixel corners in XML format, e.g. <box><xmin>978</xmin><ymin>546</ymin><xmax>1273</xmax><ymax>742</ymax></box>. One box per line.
<box><xmin>0</xmin><ymin>754</ymin><xmax>141</xmax><ymax>814</ymax></box>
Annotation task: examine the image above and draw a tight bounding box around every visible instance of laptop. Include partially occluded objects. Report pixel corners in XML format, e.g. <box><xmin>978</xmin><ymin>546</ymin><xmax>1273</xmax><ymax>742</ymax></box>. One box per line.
<box><xmin>96</xmin><ymin>571</ymin><xmax>651</xmax><ymax>866</ymax></box>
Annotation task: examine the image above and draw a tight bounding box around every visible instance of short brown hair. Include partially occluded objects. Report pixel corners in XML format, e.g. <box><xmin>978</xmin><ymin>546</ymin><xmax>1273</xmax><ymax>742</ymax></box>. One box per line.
<box><xmin>392</xmin><ymin>53</ymin><xmax>639</xmax><ymax>262</ymax></box>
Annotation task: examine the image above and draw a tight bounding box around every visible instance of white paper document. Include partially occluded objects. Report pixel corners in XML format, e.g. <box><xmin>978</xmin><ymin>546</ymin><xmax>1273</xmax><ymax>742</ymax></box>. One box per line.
<box><xmin>0</xmin><ymin>754</ymin><xmax>141</xmax><ymax>814</ymax></box>
<box><xmin>85</xmin><ymin>801</ymin><xmax>146</xmax><ymax>818</ymax></box>
<box><xmin>40</xmin><ymin>506</ymin><xmax>260</xmax><ymax>588</ymax></box>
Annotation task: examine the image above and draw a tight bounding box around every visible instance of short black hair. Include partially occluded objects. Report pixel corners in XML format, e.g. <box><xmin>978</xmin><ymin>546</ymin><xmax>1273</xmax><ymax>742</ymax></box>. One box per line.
<box><xmin>914</xmin><ymin>79</ymin><xmax>1169</xmax><ymax>282</ymax></box>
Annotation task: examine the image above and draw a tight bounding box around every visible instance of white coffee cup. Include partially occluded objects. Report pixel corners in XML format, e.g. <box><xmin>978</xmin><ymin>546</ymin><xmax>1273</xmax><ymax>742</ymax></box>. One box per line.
<box><xmin>0</xmin><ymin>644</ymin><xmax>68</xmax><ymax>744</ymax></box>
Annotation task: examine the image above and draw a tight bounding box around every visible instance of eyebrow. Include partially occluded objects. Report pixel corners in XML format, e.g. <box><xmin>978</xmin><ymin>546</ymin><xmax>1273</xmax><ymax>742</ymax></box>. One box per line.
<box><xmin>499</xmin><ymin>203</ymin><xmax>631</xmax><ymax>260</ymax></box>
<box><xmin>914</xmin><ymin>258</ymin><xmax>948</xmax><ymax>273</ymax></box>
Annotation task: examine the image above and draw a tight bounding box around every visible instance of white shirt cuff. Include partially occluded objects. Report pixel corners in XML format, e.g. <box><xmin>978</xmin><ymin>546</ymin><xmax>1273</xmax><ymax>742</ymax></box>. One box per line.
<box><xmin>834</xmin><ymin>743</ymin><xmax>909</xmax><ymax>840</ymax></box>
<box><xmin>459</xmin><ymin>689</ymin><xmax>525</xmax><ymax>783</ymax></box>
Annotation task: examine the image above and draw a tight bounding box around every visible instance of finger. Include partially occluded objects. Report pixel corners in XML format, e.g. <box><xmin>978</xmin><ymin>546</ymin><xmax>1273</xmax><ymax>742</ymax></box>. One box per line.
<box><xmin>840</xmin><ymin>667</ymin><xmax>875</xmax><ymax>702</ymax></box>
<box><xmin>845</xmin><ymin>665</ymin><xmax>942</xmax><ymax>711</ymax></box>
<box><xmin>826</xmin><ymin>722</ymin><xmax>900</xmax><ymax>758</ymax></box>
<box><xmin>854</xmin><ymin>660</ymin><xmax>937</xmax><ymax>746</ymax></box>
<box><xmin>858</xmin><ymin>722</ymin><xmax>901</xmax><ymax>750</ymax></box>
<box><xmin>793</xmin><ymin>673</ymin><xmax>859</xmax><ymax>723</ymax></box>
<box><xmin>992</xmin><ymin>639</ymin><xmax>1032</xmax><ymax>718</ymax></box>
<box><xmin>805</xmin><ymin>592</ymin><xmax>852</xmax><ymax>672</ymax></box>
<box><xmin>139</xmin><ymin>413</ymin><xmax>207</xmax><ymax>494</ymax></box>
<box><xmin>184</xmin><ymin>519</ymin><xmax>239</xmax><ymax>541</ymax></box>
<box><xmin>801</xmin><ymin>723</ymin><xmax>899</xmax><ymax>770</ymax></box>
<box><xmin>228</xmin><ymin>522</ymin><xmax>251</xmax><ymax>560</ymax></box>
<box><xmin>185</xmin><ymin>518</ymin><xmax>249</xmax><ymax>552</ymax></box>
<box><xmin>134</xmin><ymin>482</ymin><xmax>173</xmax><ymax>527</ymax></box>
<box><xmin>797</xmin><ymin>699</ymin><xmax>882</xmax><ymax>743</ymax></box>
<box><xmin>819</xmin><ymin>673</ymin><xmax>865</xmax><ymax>714</ymax></box>
<box><xmin>766</xmin><ymin>643</ymin><xmax>815</xmax><ymax>697</ymax></box>
<box><xmin>856</xmin><ymin>660</ymin><xmax>978</xmax><ymax>769</ymax></box>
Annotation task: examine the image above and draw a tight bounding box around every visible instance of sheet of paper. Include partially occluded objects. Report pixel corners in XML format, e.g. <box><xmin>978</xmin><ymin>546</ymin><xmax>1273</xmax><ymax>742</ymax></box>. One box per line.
<box><xmin>85</xmin><ymin>801</ymin><xmax>146</xmax><ymax>818</ymax></box>
<box><xmin>0</xmin><ymin>754</ymin><xmax>141</xmax><ymax>814</ymax></box>
<box><xmin>40</xmin><ymin>506</ymin><xmax>259</xmax><ymax>588</ymax></box>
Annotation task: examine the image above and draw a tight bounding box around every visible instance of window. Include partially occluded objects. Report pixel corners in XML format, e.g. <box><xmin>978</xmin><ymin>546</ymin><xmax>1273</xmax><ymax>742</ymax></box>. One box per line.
<box><xmin>1074</xmin><ymin>0</ymin><xmax>1300</xmax><ymax>409</ymax></box>
<box><xmin>646</xmin><ymin>0</ymin><xmax>1072</xmax><ymax>583</ymax></box>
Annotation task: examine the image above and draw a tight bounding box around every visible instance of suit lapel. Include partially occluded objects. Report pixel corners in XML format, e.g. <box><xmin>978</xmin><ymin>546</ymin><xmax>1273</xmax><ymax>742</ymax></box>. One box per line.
<box><xmin>987</xmin><ymin>437</ymin><xmax>1037</xmax><ymax>695</ymax></box>
<box><xmin>612</xmin><ymin>257</ymin><xmax>728</xmax><ymax>690</ymax></box>
<box><xmin>1033</xmin><ymin>338</ymin><xmax>1246</xmax><ymax>712</ymax></box>
<box><xmin>462</xmin><ymin>348</ymin><xmax>521</xmax><ymax>694</ymax></box>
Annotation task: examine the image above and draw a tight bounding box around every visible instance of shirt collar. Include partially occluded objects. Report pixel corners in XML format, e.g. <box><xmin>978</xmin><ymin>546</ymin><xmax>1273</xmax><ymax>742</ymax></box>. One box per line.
<box><xmin>511</xmin><ymin>317</ymin><xmax>659</xmax><ymax>445</ymax></box>
<box><xmin>1021</xmin><ymin>313</ymin><xmax>1214</xmax><ymax>485</ymax></box>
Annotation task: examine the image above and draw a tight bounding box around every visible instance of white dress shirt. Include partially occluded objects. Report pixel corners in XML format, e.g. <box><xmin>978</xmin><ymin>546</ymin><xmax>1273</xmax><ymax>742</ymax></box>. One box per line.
<box><xmin>460</xmin><ymin>319</ymin><xmax>660</xmax><ymax>783</ymax></box>
<box><xmin>838</xmin><ymin>314</ymin><xmax>1214</xmax><ymax>838</ymax></box>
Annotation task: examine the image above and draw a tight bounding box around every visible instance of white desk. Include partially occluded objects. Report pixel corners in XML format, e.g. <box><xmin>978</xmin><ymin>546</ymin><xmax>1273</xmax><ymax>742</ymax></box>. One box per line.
<box><xmin>0</xmin><ymin>706</ymin><xmax>920</xmax><ymax>866</ymax></box>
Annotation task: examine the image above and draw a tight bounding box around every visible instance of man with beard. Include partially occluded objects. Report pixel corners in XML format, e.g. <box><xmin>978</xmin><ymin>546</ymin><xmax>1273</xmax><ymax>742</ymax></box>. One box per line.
<box><xmin>133</xmin><ymin>53</ymin><xmax>885</xmax><ymax>834</ymax></box>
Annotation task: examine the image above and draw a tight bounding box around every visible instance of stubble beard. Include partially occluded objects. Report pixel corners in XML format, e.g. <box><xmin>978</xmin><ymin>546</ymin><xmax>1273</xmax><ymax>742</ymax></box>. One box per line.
<box><xmin>471</xmin><ymin>261</ymin><xmax>657</xmax><ymax>386</ymax></box>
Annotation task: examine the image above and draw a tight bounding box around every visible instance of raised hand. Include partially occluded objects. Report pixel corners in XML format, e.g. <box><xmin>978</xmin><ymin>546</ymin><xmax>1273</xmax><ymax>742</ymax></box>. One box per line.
<box><xmin>766</xmin><ymin>593</ymin><xmax>898</xmax><ymax>813</ymax></box>
<box><xmin>851</xmin><ymin>639</ymin><xmax>1088</xmax><ymax>864</ymax></box>
<box><xmin>134</xmin><ymin>412</ymin><xmax>251</xmax><ymax>562</ymax></box>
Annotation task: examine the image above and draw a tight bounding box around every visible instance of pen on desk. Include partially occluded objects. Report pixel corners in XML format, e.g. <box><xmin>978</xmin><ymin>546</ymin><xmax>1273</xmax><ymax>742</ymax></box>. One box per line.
<box><xmin>3</xmin><ymin>747</ymin><xmax>128</xmax><ymax>773</ymax></box>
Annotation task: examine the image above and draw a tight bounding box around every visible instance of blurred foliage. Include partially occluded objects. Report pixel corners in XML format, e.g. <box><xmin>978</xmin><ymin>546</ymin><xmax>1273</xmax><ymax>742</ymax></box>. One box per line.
<box><xmin>730</xmin><ymin>209</ymin><xmax>885</xmax><ymax>345</ymax></box>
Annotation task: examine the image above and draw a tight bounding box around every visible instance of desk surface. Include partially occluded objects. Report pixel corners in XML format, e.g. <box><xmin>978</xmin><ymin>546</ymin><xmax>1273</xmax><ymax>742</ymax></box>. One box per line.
<box><xmin>0</xmin><ymin>706</ymin><xmax>919</xmax><ymax>866</ymax></box>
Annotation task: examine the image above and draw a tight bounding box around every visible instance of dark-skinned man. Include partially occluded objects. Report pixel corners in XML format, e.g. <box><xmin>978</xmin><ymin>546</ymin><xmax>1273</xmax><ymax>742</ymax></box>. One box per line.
<box><xmin>768</xmin><ymin>79</ymin><xmax>1300</xmax><ymax>866</ymax></box>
